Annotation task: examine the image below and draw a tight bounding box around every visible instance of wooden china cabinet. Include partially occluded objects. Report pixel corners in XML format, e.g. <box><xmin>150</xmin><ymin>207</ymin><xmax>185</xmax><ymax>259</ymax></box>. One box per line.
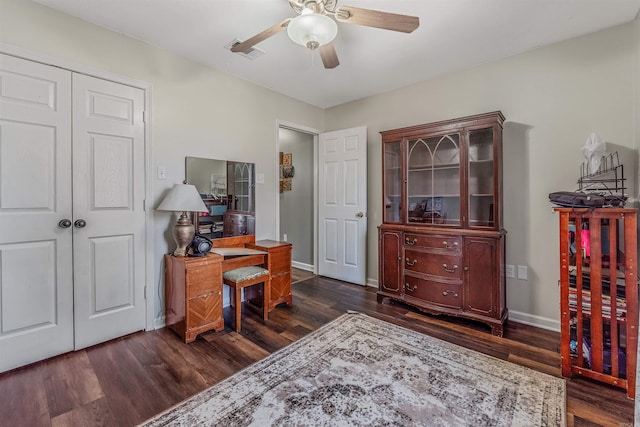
<box><xmin>378</xmin><ymin>111</ymin><xmax>508</xmax><ymax>336</ymax></box>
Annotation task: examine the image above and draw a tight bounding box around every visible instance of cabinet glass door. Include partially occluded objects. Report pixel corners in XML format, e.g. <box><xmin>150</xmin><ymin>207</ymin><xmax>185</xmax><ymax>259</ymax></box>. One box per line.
<box><xmin>468</xmin><ymin>128</ymin><xmax>495</xmax><ymax>228</ymax></box>
<box><xmin>407</xmin><ymin>133</ymin><xmax>460</xmax><ymax>226</ymax></box>
<box><xmin>228</xmin><ymin>162</ymin><xmax>254</xmax><ymax>212</ymax></box>
<box><xmin>383</xmin><ymin>141</ymin><xmax>402</xmax><ymax>223</ymax></box>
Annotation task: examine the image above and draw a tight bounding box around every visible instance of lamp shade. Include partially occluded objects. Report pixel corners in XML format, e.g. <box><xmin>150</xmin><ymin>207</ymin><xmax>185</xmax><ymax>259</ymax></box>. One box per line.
<box><xmin>287</xmin><ymin>13</ymin><xmax>338</xmax><ymax>50</ymax></box>
<box><xmin>156</xmin><ymin>184</ymin><xmax>208</xmax><ymax>213</ymax></box>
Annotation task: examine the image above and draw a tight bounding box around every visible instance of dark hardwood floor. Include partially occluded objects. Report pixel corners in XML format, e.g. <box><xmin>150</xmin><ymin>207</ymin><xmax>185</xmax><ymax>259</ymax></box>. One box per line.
<box><xmin>0</xmin><ymin>272</ymin><xmax>634</xmax><ymax>426</ymax></box>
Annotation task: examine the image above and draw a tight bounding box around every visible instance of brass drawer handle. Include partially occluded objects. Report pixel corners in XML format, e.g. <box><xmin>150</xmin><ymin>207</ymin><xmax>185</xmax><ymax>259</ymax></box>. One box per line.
<box><xmin>443</xmin><ymin>241</ymin><xmax>458</xmax><ymax>249</ymax></box>
<box><xmin>442</xmin><ymin>290</ymin><xmax>459</xmax><ymax>298</ymax></box>
<box><xmin>405</xmin><ymin>283</ymin><xmax>417</xmax><ymax>292</ymax></box>
<box><xmin>406</xmin><ymin>259</ymin><xmax>417</xmax><ymax>267</ymax></box>
<box><xmin>405</xmin><ymin>238</ymin><xmax>418</xmax><ymax>246</ymax></box>
<box><xmin>442</xmin><ymin>263</ymin><xmax>458</xmax><ymax>273</ymax></box>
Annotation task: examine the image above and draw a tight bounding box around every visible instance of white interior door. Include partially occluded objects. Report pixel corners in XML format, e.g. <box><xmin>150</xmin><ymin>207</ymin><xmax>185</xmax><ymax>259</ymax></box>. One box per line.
<box><xmin>318</xmin><ymin>127</ymin><xmax>367</xmax><ymax>285</ymax></box>
<box><xmin>0</xmin><ymin>54</ymin><xmax>74</xmax><ymax>371</ymax></box>
<box><xmin>72</xmin><ymin>74</ymin><xmax>146</xmax><ymax>349</ymax></box>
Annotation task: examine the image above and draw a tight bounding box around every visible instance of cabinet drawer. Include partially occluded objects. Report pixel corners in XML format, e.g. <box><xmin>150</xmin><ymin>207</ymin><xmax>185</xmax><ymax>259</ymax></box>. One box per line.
<box><xmin>186</xmin><ymin>264</ymin><xmax>221</xmax><ymax>298</ymax></box>
<box><xmin>403</xmin><ymin>276</ymin><xmax>462</xmax><ymax>309</ymax></box>
<box><xmin>187</xmin><ymin>292</ymin><xmax>222</xmax><ymax>329</ymax></box>
<box><xmin>404</xmin><ymin>249</ymin><xmax>462</xmax><ymax>279</ymax></box>
<box><xmin>404</xmin><ymin>234</ymin><xmax>461</xmax><ymax>252</ymax></box>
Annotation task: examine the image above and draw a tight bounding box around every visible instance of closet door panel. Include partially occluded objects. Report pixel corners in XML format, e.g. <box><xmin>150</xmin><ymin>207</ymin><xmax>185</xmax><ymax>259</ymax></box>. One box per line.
<box><xmin>72</xmin><ymin>73</ymin><xmax>146</xmax><ymax>350</ymax></box>
<box><xmin>0</xmin><ymin>53</ymin><xmax>73</xmax><ymax>372</ymax></box>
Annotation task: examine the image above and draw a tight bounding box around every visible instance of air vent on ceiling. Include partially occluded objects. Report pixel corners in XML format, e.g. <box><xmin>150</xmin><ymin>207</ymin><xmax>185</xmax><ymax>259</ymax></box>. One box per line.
<box><xmin>225</xmin><ymin>39</ymin><xmax>265</xmax><ymax>60</ymax></box>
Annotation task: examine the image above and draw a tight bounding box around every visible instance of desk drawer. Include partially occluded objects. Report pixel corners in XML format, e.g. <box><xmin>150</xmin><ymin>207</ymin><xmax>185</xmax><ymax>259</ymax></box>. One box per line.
<box><xmin>269</xmin><ymin>251</ymin><xmax>291</xmax><ymax>275</ymax></box>
<box><xmin>187</xmin><ymin>292</ymin><xmax>222</xmax><ymax>329</ymax></box>
<box><xmin>271</xmin><ymin>272</ymin><xmax>291</xmax><ymax>300</ymax></box>
<box><xmin>404</xmin><ymin>249</ymin><xmax>462</xmax><ymax>279</ymax></box>
<box><xmin>187</xmin><ymin>264</ymin><xmax>221</xmax><ymax>298</ymax></box>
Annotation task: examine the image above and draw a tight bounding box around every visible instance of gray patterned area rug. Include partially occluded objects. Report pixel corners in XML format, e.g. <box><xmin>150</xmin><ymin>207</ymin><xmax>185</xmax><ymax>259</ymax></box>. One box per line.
<box><xmin>142</xmin><ymin>312</ymin><xmax>566</xmax><ymax>426</ymax></box>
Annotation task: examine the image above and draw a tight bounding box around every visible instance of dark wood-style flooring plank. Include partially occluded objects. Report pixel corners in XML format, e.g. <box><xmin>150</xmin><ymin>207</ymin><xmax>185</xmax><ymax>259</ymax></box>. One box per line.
<box><xmin>43</xmin><ymin>351</ymin><xmax>104</xmax><ymax>418</ymax></box>
<box><xmin>50</xmin><ymin>397</ymin><xmax>118</xmax><ymax>427</ymax></box>
<box><xmin>0</xmin><ymin>361</ymin><xmax>51</xmax><ymax>427</ymax></box>
<box><xmin>85</xmin><ymin>337</ymin><xmax>174</xmax><ymax>425</ymax></box>
<box><xmin>0</xmin><ymin>270</ymin><xmax>634</xmax><ymax>426</ymax></box>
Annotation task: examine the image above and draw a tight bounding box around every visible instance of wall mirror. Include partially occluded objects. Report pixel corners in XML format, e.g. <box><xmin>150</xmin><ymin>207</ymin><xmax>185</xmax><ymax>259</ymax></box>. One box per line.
<box><xmin>185</xmin><ymin>156</ymin><xmax>255</xmax><ymax>238</ymax></box>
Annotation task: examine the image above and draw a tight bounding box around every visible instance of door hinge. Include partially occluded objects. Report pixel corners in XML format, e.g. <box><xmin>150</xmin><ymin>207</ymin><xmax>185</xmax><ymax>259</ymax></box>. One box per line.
<box><xmin>143</xmin><ymin>199</ymin><xmax>146</xmax><ymax>211</ymax></box>
<box><xmin>142</xmin><ymin>111</ymin><xmax>146</xmax><ymax>123</ymax></box>
<box><xmin>144</xmin><ymin>286</ymin><xmax>147</xmax><ymax>299</ymax></box>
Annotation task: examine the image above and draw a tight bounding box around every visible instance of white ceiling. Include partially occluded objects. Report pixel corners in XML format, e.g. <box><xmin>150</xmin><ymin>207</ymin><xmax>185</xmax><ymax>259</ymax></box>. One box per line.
<box><xmin>32</xmin><ymin>0</ymin><xmax>640</xmax><ymax>108</ymax></box>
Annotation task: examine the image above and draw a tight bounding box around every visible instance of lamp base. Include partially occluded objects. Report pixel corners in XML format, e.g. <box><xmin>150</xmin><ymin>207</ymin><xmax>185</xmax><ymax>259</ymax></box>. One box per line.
<box><xmin>172</xmin><ymin>212</ymin><xmax>195</xmax><ymax>257</ymax></box>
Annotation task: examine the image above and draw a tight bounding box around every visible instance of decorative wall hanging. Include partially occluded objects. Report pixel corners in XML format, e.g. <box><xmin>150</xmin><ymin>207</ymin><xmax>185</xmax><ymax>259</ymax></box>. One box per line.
<box><xmin>280</xmin><ymin>152</ymin><xmax>295</xmax><ymax>192</ymax></box>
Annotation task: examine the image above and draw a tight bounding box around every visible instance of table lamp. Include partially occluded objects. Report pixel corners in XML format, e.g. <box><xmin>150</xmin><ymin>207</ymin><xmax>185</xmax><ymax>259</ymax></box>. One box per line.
<box><xmin>156</xmin><ymin>183</ymin><xmax>208</xmax><ymax>256</ymax></box>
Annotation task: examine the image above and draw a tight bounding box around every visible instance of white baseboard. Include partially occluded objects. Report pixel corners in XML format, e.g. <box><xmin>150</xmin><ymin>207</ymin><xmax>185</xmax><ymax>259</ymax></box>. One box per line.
<box><xmin>508</xmin><ymin>310</ymin><xmax>560</xmax><ymax>332</ymax></box>
<box><xmin>366</xmin><ymin>277</ymin><xmax>378</xmax><ymax>288</ymax></box>
<box><xmin>292</xmin><ymin>261</ymin><xmax>314</xmax><ymax>272</ymax></box>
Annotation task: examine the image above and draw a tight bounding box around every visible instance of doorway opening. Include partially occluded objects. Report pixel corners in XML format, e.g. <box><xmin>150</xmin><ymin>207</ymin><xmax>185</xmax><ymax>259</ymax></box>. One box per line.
<box><xmin>277</xmin><ymin>125</ymin><xmax>317</xmax><ymax>274</ymax></box>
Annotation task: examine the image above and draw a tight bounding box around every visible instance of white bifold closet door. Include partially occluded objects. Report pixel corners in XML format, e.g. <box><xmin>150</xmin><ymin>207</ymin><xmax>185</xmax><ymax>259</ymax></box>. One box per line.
<box><xmin>0</xmin><ymin>54</ymin><xmax>146</xmax><ymax>372</ymax></box>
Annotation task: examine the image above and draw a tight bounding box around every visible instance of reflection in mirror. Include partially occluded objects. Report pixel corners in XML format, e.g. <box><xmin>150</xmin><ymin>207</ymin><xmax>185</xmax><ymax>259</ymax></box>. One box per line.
<box><xmin>185</xmin><ymin>157</ymin><xmax>255</xmax><ymax>238</ymax></box>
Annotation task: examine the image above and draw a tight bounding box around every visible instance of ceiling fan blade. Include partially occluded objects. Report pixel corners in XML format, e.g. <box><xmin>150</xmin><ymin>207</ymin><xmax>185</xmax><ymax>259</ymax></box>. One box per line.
<box><xmin>319</xmin><ymin>43</ymin><xmax>339</xmax><ymax>69</ymax></box>
<box><xmin>231</xmin><ymin>18</ymin><xmax>292</xmax><ymax>53</ymax></box>
<box><xmin>335</xmin><ymin>6</ymin><xmax>419</xmax><ymax>33</ymax></box>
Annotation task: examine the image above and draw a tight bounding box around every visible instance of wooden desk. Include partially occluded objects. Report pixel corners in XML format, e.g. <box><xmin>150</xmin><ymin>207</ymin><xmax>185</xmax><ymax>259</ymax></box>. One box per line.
<box><xmin>164</xmin><ymin>236</ymin><xmax>293</xmax><ymax>343</ymax></box>
<box><xmin>210</xmin><ymin>247</ymin><xmax>267</xmax><ymax>272</ymax></box>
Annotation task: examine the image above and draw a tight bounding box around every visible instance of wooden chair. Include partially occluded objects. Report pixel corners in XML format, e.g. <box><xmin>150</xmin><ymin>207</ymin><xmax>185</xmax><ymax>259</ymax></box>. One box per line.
<box><xmin>223</xmin><ymin>266</ymin><xmax>270</xmax><ymax>332</ymax></box>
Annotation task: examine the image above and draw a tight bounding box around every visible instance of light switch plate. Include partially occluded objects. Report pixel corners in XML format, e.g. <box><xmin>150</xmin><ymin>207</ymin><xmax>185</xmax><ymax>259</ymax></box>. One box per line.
<box><xmin>256</xmin><ymin>173</ymin><xmax>265</xmax><ymax>184</ymax></box>
<box><xmin>157</xmin><ymin>166</ymin><xmax>167</xmax><ymax>180</ymax></box>
<box><xmin>517</xmin><ymin>265</ymin><xmax>528</xmax><ymax>280</ymax></box>
<box><xmin>505</xmin><ymin>264</ymin><xmax>515</xmax><ymax>279</ymax></box>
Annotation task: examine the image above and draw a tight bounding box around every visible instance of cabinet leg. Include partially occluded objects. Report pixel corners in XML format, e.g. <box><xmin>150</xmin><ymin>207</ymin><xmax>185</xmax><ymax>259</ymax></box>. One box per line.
<box><xmin>490</xmin><ymin>324</ymin><xmax>504</xmax><ymax>337</ymax></box>
<box><xmin>377</xmin><ymin>294</ymin><xmax>384</xmax><ymax>304</ymax></box>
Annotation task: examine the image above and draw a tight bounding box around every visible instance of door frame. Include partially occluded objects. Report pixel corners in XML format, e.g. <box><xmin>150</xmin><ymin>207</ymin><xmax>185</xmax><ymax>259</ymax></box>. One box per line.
<box><xmin>0</xmin><ymin>42</ymin><xmax>155</xmax><ymax>331</ymax></box>
<box><xmin>275</xmin><ymin>120</ymin><xmax>319</xmax><ymax>273</ymax></box>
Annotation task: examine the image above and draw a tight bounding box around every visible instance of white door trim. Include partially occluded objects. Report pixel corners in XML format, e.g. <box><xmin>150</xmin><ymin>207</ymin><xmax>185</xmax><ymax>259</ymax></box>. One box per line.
<box><xmin>275</xmin><ymin>120</ymin><xmax>319</xmax><ymax>273</ymax></box>
<box><xmin>0</xmin><ymin>42</ymin><xmax>155</xmax><ymax>331</ymax></box>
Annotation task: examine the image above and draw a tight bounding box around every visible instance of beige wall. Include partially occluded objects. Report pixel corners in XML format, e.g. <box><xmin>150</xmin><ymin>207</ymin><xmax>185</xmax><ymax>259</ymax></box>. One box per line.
<box><xmin>325</xmin><ymin>20</ymin><xmax>640</xmax><ymax>327</ymax></box>
<box><xmin>0</xmin><ymin>0</ymin><xmax>325</xmax><ymax>323</ymax></box>
<box><xmin>2</xmin><ymin>0</ymin><xmax>638</xmax><ymax>329</ymax></box>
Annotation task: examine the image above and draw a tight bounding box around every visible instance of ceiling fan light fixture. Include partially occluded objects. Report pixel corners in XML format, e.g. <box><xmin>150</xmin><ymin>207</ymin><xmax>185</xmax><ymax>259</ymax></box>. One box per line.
<box><xmin>287</xmin><ymin>13</ymin><xmax>338</xmax><ymax>50</ymax></box>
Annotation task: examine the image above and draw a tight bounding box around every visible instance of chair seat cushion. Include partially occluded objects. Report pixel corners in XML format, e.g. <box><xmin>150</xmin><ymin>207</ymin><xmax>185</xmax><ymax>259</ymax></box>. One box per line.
<box><xmin>223</xmin><ymin>266</ymin><xmax>269</xmax><ymax>283</ymax></box>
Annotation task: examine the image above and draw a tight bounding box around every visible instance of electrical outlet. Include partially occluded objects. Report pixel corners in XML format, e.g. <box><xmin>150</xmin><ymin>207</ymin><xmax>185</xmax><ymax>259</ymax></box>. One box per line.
<box><xmin>505</xmin><ymin>264</ymin><xmax>515</xmax><ymax>279</ymax></box>
<box><xmin>256</xmin><ymin>173</ymin><xmax>265</xmax><ymax>184</ymax></box>
<box><xmin>517</xmin><ymin>265</ymin><xmax>528</xmax><ymax>280</ymax></box>
<box><xmin>157</xmin><ymin>166</ymin><xmax>167</xmax><ymax>180</ymax></box>
<box><xmin>283</xmin><ymin>234</ymin><xmax>287</xmax><ymax>242</ymax></box>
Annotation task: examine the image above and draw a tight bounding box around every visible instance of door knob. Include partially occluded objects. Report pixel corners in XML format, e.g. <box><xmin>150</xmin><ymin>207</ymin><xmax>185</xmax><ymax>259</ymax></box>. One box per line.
<box><xmin>58</xmin><ymin>219</ymin><xmax>72</xmax><ymax>229</ymax></box>
<box><xmin>356</xmin><ymin>212</ymin><xmax>365</xmax><ymax>218</ymax></box>
<box><xmin>74</xmin><ymin>219</ymin><xmax>87</xmax><ymax>228</ymax></box>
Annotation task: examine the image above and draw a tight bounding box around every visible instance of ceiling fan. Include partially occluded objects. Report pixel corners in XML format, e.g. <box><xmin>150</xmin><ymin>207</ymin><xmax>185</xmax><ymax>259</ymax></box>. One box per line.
<box><xmin>231</xmin><ymin>0</ymin><xmax>420</xmax><ymax>69</ymax></box>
